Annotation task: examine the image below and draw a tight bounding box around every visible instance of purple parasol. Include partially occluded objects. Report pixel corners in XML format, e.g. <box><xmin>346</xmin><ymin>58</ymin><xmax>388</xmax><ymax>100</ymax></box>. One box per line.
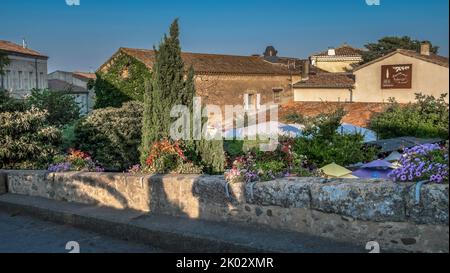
<box><xmin>352</xmin><ymin>169</ymin><xmax>391</xmax><ymax>179</ymax></box>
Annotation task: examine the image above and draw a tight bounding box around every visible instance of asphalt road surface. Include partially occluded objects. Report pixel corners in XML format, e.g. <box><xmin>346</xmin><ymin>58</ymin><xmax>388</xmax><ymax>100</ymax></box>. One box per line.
<box><xmin>0</xmin><ymin>210</ymin><xmax>164</xmax><ymax>253</ymax></box>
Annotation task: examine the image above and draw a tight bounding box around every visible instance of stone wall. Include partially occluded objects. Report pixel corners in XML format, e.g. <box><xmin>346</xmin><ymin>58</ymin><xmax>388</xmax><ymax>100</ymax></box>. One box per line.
<box><xmin>1</xmin><ymin>170</ymin><xmax>448</xmax><ymax>253</ymax></box>
<box><xmin>195</xmin><ymin>74</ymin><xmax>300</xmax><ymax>107</ymax></box>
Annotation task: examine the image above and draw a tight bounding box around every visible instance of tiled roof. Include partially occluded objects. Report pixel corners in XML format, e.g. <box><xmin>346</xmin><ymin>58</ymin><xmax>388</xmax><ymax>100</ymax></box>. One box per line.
<box><xmin>73</xmin><ymin>72</ymin><xmax>97</xmax><ymax>80</ymax></box>
<box><xmin>313</xmin><ymin>45</ymin><xmax>364</xmax><ymax>57</ymax></box>
<box><xmin>103</xmin><ymin>48</ymin><xmax>305</xmax><ymax>75</ymax></box>
<box><xmin>353</xmin><ymin>49</ymin><xmax>449</xmax><ymax>71</ymax></box>
<box><xmin>293</xmin><ymin>73</ymin><xmax>355</xmax><ymax>88</ymax></box>
<box><xmin>265</xmin><ymin>56</ymin><xmax>327</xmax><ymax>74</ymax></box>
<box><xmin>0</xmin><ymin>40</ymin><xmax>48</xmax><ymax>59</ymax></box>
<box><xmin>396</xmin><ymin>49</ymin><xmax>449</xmax><ymax>68</ymax></box>
<box><xmin>280</xmin><ymin>102</ymin><xmax>387</xmax><ymax>127</ymax></box>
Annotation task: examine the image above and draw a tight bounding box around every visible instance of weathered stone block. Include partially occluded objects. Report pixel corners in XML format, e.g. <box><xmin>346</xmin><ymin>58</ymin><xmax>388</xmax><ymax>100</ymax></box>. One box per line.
<box><xmin>407</xmin><ymin>183</ymin><xmax>449</xmax><ymax>225</ymax></box>
<box><xmin>246</xmin><ymin>178</ymin><xmax>314</xmax><ymax>208</ymax></box>
<box><xmin>192</xmin><ymin>175</ymin><xmax>233</xmax><ymax>205</ymax></box>
<box><xmin>6</xmin><ymin>170</ymin><xmax>51</xmax><ymax>198</ymax></box>
<box><xmin>310</xmin><ymin>180</ymin><xmax>409</xmax><ymax>222</ymax></box>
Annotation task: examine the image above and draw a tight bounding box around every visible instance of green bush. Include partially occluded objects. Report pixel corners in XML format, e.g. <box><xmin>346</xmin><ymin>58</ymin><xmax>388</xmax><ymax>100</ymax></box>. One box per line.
<box><xmin>0</xmin><ymin>89</ymin><xmax>27</xmax><ymax>112</ymax></box>
<box><xmin>293</xmin><ymin>108</ymin><xmax>378</xmax><ymax>167</ymax></box>
<box><xmin>369</xmin><ymin>93</ymin><xmax>449</xmax><ymax>140</ymax></box>
<box><xmin>74</xmin><ymin>101</ymin><xmax>143</xmax><ymax>171</ymax></box>
<box><xmin>26</xmin><ymin>89</ymin><xmax>80</xmax><ymax>127</ymax></box>
<box><xmin>0</xmin><ymin>108</ymin><xmax>62</xmax><ymax>169</ymax></box>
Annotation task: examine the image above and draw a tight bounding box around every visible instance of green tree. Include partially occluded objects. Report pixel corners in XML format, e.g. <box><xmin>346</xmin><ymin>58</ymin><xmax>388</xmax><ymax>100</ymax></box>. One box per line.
<box><xmin>27</xmin><ymin>89</ymin><xmax>80</xmax><ymax>127</ymax></box>
<box><xmin>362</xmin><ymin>36</ymin><xmax>439</xmax><ymax>64</ymax></box>
<box><xmin>140</xmin><ymin>19</ymin><xmax>225</xmax><ymax>173</ymax></box>
<box><xmin>0</xmin><ymin>52</ymin><xmax>10</xmax><ymax>76</ymax></box>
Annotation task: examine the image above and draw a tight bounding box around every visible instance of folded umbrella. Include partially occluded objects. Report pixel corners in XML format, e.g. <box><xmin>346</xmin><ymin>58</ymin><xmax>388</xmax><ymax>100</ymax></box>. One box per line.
<box><xmin>385</xmin><ymin>151</ymin><xmax>403</xmax><ymax>162</ymax></box>
<box><xmin>361</xmin><ymin>159</ymin><xmax>394</xmax><ymax>169</ymax></box>
<box><xmin>320</xmin><ymin>163</ymin><xmax>356</xmax><ymax>179</ymax></box>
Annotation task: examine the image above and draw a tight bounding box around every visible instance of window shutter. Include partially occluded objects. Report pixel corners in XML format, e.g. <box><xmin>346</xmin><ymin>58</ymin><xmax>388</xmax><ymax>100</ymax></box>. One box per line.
<box><xmin>256</xmin><ymin>94</ymin><xmax>261</xmax><ymax>110</ymax></box>
<box><xmin>244</xmin><ymin>94</ymin><xmax>249</xmax><ymax>110</ymax></box>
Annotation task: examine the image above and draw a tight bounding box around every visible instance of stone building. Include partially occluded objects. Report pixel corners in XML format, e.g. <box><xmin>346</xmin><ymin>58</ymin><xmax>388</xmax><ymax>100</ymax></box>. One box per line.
<box><xmin>0</xmin><ymin>40</ymin><xmax>48</xmax><ymax>98</ymax></box>
<box><xmin>293</xmin><ymin>43</ymin><xmax>449</xmax><ymax>103</ymax></box>
<box><xmin>310</xmin><ymin>44</ymin><xmax>363</xmax><ymax>73</ymax></box>
<box><xmin>48</xmin><ymin>71</ymin><xmax>97</xmax><ymax>114</ymax></box>
<box><xmin>98</xmin><ymin>46</ymin><xmax>319</xmax><ymax>110</ymax></box>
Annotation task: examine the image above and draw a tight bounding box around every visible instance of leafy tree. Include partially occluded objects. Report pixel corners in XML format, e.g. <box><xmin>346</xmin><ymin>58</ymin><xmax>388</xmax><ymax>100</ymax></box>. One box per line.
<box><xmin>0</xmin><ymin>52</ymin><xmax>10</xmax><ymax>76</ymax></box>
<box><xmin>362</xmin><ymin>36</ymin><xmax>439</xmax><ymax>64</ymax></box>
<box><xmin>27</xmin><ymin>89</ymin><xmax>80</xmax><ymax>127</ymax></box>
<box><xmin>0</xmin><ymin>89</ymin><xmax>27</xmax><ymax>112</ymax></box>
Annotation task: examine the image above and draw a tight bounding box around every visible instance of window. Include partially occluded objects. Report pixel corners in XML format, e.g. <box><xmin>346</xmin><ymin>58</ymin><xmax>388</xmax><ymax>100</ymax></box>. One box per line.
<box><xmin>244</xmin><ymin>93</ymin><xmax>261</xmax><ymax>111</ymax></box>
<box><xmin>273</xmin><ymin>88</ymin><xmax>283</xmax><ymax>103</ymax></box>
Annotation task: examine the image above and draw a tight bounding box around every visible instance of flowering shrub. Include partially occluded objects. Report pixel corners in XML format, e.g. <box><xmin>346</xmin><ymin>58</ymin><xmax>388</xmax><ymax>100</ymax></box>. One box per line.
<box><xmin>224</xmin><ymin>139</ymin><xmax>319</xmax><ymax>183</ymax></box>
<box><xmin>388</xmin><ymin>144</ymin><xmax>449</xmax><ymax>183</ymax></box>
<box><xmin>127</xmin><ymin>164</ymin><xmax>143</xmax><ymax>175</ymax></box>
<box><xmin>48</xmin><ymin>149</ymin><xmax>104</xmax><ymax>173</ymax></box>
<box><xmin>370</xmin><ymin>93</ymin><xmax>449</xmax><ymax>140</ymax></box>
<box><xmin>144</xmin><ymin>139</ymin><xmax>202</xmax><ymax>174</ymax></box>
<box><xmin>74</xmin><ymin>101</ymin><xmax>143</xmax><ymax>171</ymax></box>
<box><xmin>0</xmin><ymin>107</ymin><xmax>62</xmax><ymax>170</ymax></box>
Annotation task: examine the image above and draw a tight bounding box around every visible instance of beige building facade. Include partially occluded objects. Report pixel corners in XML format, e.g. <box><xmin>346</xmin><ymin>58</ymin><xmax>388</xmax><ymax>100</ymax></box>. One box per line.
<box><xmin>99</xmin><ymin>46</ymin><xmax>314</xmax><ymax>109</ymax></box>
<box><xmin>310</xmin><ymin>44</ymin><xmax>363</xmax><ymax>73</ymax></box>
<box><xmin>352</xmin><ymin>49</ymin><xmax>449</xmax><ymax>103</ymax></box>
<box><xmin>294</xmin><ymin>45</ymin><xmax>449</xmax><ymax>104</ymax></box>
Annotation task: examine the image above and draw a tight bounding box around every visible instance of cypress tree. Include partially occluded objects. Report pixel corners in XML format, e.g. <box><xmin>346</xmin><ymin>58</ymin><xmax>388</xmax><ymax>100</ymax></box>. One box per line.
<box><xmin>140</xmin><ymin>19</ymin><xmax>225</xmax><ymax>173</ymax></box>
<box><xmin>140</xmin><ymin>19</ymin><xmax>195</xmax><ymax>164</ymax></box>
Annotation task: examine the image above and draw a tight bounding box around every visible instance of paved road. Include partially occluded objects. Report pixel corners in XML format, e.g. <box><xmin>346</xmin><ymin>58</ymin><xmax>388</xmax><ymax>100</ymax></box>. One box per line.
<box><xmin>0</xmin><ymin>211</ymin><xmax>164</xmax><ymax>253</ymax></box>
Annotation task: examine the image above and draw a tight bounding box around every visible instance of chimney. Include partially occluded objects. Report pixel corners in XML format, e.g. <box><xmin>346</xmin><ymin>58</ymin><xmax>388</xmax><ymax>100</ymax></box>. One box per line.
<box><xmin>420</xmin><ymin>42</ymin><xmax>431</xmax><ymax>56</ymax></box>
<box><xmin>302</xmin><ymin>60</ymin><xmax>310</xmax><ymax>80</ymax></box>
<box><xmin>264</xmin><ymin>46</ymin><xmax>278</xmax><ymax>57</ymax></box>
<box><xmin>327</xmin><ymin>47</ymin><xmax>336</xmax><ymax>56</ymax></box>
<box><xmin>22</xmin><ymin>38</ymin><xmax>27</xmax><ymax>49</ymax></box>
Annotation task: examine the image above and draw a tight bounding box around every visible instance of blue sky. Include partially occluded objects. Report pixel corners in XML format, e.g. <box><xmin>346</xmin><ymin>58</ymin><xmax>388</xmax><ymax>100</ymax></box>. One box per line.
<box><xmin>1</xmin><ymin>0</ymin><xmax>448</xmax><ymax>72</ymax></box>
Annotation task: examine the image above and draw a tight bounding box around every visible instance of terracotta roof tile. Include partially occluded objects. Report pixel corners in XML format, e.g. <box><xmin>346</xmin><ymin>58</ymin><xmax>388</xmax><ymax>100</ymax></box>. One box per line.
<box><xmin>396</xmin><ymin>49</ymin><xmax>449</xmax><ymax>68</ymax></box>
<box><xmin>280</xmin><ymin>102</ymin><xmax>386</xmax><ymax>127</ymax></box>
<box><xmin>73</xmin><ymin>72</ymin><xmax>97</xmax><ymax>80</ymax></box>
<box><xmin>293</xmin><ymin>73</ymin><xmax>355</xmax><ymax>88</ymax></box>
<box><xmin>313</xmin><ymin>45</ymin><xmax>364</xmax><ymax>57</ymax></box>
<box><xmin>114</xmin><ymin>48</ymin><xmax>303</xmax><ymax>75</ymax></box>
<box><xmin>48</xmin><ymin>79</ymin><xmax>88</xmax><ymax>93</ymax></box>
<box><xmin>0</xmin><ymin>40</ymin><xmax>48</xmax><ymax>59</ymax></box>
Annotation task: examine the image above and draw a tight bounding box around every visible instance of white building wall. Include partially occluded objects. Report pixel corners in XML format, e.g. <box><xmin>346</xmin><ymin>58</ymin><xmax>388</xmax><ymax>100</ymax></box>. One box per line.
<box><xmin>1</xmin><ymin>55</ymin><xmax>48</xmax><ymax>98</ymax></box>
